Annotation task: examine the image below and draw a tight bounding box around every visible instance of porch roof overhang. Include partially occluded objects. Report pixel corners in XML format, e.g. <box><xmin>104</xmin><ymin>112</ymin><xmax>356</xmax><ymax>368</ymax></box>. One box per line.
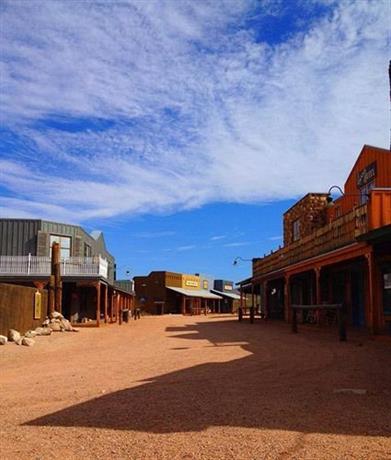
<box><xmin>166</xmin><ymin>287</ymin><xmax>222</xmax><ymax>299</ymax></box>
<box><xmin>252</xmin><ymin>241</ymin><xmax>370</xmax><ymax>283</ymax></box>
<box><xmin>236</xmin><ymin>276</ymin><xmax>252</xmax><ymax>287</ymax></box>
<box><xmin>356</xmin><ymin>224</ymin><xmax>391</xmax><ymax>243</ymax></box>
<box><xmin>210</xmin><ymin>289</ymin><xmax>241</xmax><ymax>300</ymax></box>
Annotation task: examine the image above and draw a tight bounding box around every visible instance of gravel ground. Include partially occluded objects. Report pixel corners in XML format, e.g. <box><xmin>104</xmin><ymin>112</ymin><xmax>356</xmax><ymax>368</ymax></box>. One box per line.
<box><xmin>0</xmin><ymin>314</ymin><xmax>390</xmax><ymax>460</ymax></box>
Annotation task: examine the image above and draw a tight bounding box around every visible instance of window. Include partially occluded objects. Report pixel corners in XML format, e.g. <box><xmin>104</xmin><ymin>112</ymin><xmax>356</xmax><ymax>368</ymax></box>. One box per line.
<box><xmin>84</xmin><ymin>243</ymin><xmax>92</xmax><ymax>257</ymax></box>
<box><xmin>292</xmin><ymin>219</ymin><xmax>300</xmax><ymax>242</ymax></box>
<box><xmin>49</xmin><ymin>235</ymin><xmax>71</xmax><ymax>259</ymax></box>
<box><xmin>359</xmin><ymin>181</ymin><xmax>375</xmax><ymax>205</ymax></box>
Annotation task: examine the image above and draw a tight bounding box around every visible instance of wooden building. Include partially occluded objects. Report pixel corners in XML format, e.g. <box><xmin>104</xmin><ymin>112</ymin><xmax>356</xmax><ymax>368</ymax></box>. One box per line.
<box><xmin>211</xmin><ymin>280</ymin><xmax>241</xmax><ymax>313</ymax></box>
<box><xmin>239</xmin><ymin>145</ymin><xmax>391</xmax><ymax>334</ymax></box>
<box><xmin>0</xmin><ymin>219</ymin><xmax>134</xmax><ymax>326</ymax></box>
<box><xmin>134</xmin><ymin>271</ymin><xmax>222</xmax><ymax>315</ymax></box>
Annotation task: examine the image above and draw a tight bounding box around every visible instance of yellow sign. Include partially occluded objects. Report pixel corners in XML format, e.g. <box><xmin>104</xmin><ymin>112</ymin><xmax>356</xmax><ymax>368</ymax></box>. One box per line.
<box><xmin>185</xmin><ymin>280</ymin><xmax>198</xmax><ymax>287</ymax></box>
<box><xmin>224</xmin><ymin>285</ymin><xmax>233</xmax><ymax>291</ymax></box>
<box><xmin>203</xmin><ymin>280</ymin><xmax>209</xmax><ymax>289</ymax></box>
<box><xmin>181</xmin><ymin>274</ymin><xmax>200</xmax><ymax>289</ymax></box>
<box><xmin>34</xmin><ymin>291</ymin><xmax>42</xmax><ymax>319</ymax></box>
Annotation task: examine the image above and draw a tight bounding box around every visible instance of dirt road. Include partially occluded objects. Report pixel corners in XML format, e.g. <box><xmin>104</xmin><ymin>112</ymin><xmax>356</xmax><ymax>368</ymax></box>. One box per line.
<box><xmin>1</xmin><ymin>315</ymin><xmax>390</xmax><ymax>459</ymax></box>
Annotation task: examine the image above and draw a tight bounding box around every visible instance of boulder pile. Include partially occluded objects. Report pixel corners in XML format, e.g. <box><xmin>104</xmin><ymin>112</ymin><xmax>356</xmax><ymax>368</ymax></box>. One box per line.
<box><xmin>1</xmin><ymin>311</ymin><xmax>78</xmax><ymax>347</ymax></box>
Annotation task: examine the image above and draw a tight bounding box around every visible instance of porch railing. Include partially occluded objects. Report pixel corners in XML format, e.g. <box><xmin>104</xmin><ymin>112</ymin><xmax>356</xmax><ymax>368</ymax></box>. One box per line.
<box><xmin>0</xmin><ymin>255</ymin><xmax>108</xmax><ymax>278</ymax></box>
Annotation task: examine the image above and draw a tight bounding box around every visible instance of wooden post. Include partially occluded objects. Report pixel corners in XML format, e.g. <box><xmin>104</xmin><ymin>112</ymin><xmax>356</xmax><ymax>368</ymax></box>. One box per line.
<box><xmin>250</xmin><ymin>305</ymin><xmax>254</xmax><ymax>324</ymax></box>
<box><xmin>119</xmin><ymin>293</ymin><xmax>123</xmax><ymax>325</ymax></box>
<box><xmin>238</xmin><ymin>306</ymin><xmax>243</xmax><ymax>322</ymax></box>
<box><xmin>251</xmin><ymin>284</ymin><xmax>255</xmax><ymax>309</ymax></box>
<box><xmin>182</xmin><ymin>296</ymin><xmax>186</xmax><ymax>315</ymax></box>
<box><xmin>337</xmin><ymin>305</ymin><xmax>347</xmax><ymax>341</ymax></box>
<box><xmin>315</xmin><ymin>267</ymin><xmax>321</xmax><ymax>304</ymax></box>
<box><xmin>292</xmin><ymin>307</ymin><xmax>298</xmax><ymax>333</ymax></box>
<box><xmin>52</xmin><ymin>242</ymin><xmax>62</xmax><ymax>313</ymax></box>
<box><xmin>48</xmin><ymin>275</ymin><xmax>55</xmax><ymax>315</ymax></box>
<box><xmin>284</xmin><ymin>275</ymin><xmax>291</xmax><ymax>322</ymax></box>
<box><xmin>104</xmin><ymin>284</ymin><xmax>108</xmax><ymax>323</ymax></box>
<box><xmin>366</xmin><ymin>251</ymin><xmax>377</xmax><ymax>334</ymax></box>
<box><xmin>96</xmin><ymin>282</ymin><xmax>101</xmax><ymax>326</ymax></box>
<box><xmin>111</xmin><ymin>291</ymin><xmax>115</xmax><ymax>323</ymax></box>
<box><xmin>263</xmin><ymin>281</ymin><xmax>268</xmax><ymax>320</ymax></box>
<box><xmin>315</xmin><ymin>267</ymin><xmax>321</xmax><ymax>326</ymax></box>
<box><xmin>240</xmin><ymin>285</ymin><xmax>243</xmax><ymax>309</ymax></box>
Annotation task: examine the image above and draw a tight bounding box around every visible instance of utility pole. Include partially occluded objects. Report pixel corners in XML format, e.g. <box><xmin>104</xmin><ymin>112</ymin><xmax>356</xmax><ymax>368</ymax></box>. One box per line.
<box><xmin>50</xmin><ymin>242</ymin><xmax>62</xmax><ymax>313</ymax></box>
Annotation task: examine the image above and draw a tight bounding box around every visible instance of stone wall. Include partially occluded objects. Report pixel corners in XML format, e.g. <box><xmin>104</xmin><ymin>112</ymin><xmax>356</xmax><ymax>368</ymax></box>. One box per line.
<box><xmin>283</xmin><ymin>193</ymin><xmax>328</xmax><ymax>246</ymax></box>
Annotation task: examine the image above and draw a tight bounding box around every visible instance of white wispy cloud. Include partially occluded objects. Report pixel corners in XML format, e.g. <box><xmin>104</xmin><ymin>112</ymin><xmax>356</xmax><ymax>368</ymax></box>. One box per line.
<box><xmin>210</xmin><ymin>235</ymin><xmax>226</xmax><ymax>241</ymax></box>
<box><xmin>133</xmin><ymin>231</ymin><xmax>176</xmax><ymax>238</ymax></box>
<box><xmin>0</xmin><ymin>0</ymin><xmax>389</xmax><ymax>221</ymax></box>
<box><xmin>223</xmin><ymin>242</ymin><xmax>251</xmax><ymax>248</ymax></box>
<box><xmin>176</xmin><ymin>245</ymin><xmax>197</xmax><ymax>251</ymax></box>
<box><xmin>268</xmin><ymin>235</ymin><xmax>282</xmax><ymax>241</ymax></box>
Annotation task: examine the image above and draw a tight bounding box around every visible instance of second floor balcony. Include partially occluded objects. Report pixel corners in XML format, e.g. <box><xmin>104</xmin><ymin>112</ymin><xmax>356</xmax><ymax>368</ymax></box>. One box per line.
<box><xmin>0</xmin><ymin>255</ymin><xmax>109</xmax><ymax>279</ymax></box>
<box><xmin>253</xmin><ymin>188</ymin><xmax>391</xmax><ymax>279</ymax></box>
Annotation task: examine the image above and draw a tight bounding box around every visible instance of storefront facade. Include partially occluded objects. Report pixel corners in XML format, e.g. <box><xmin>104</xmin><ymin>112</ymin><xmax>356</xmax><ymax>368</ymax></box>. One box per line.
<box><xmin>134</xmin><ymin>271</ymin><xmax>222</xmax><ymax>315</ymax></box>
<box><xmin>239</xmin><ymin>145</ymin><xmax>391</xmax><ymax>334</ymax></box>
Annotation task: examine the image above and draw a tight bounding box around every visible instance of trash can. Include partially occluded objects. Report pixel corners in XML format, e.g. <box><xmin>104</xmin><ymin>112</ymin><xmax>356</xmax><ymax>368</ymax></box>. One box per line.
<box><xmin>122</xmin><ymin>309</ymin><xmax>130</xmax><ymax>323</ymax></box>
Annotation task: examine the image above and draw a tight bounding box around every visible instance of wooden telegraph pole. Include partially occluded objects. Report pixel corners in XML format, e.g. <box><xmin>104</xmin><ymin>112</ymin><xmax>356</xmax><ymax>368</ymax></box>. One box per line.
<box><xmin>51</xmin><ymin>242</ymin><xmax>62</xmax><ymax>313</ymax></box>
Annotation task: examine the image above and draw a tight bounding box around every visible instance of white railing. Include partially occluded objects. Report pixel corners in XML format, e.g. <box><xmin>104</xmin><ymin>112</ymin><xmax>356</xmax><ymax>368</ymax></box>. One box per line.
<box><xmin>0</xmin><ymin>254</ymin><xmax>108</xmax><ymax>278</ymax></box>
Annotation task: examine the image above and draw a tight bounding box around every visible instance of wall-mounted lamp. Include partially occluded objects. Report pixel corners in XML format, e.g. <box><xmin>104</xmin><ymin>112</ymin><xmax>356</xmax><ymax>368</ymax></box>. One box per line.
<box><xmin>326</xmin><ymin>185</ymin><xmax>368</xmax><ymax>208</ymax></box>
<box><xmin>326</xmin><ymin>185</ymin><xmax>344</xmax><ymax>207</ymax></box>
<box><xmin>233</xmin><ymin>256</ymin><xmax>260</xmax><ymax>266</ymax></box>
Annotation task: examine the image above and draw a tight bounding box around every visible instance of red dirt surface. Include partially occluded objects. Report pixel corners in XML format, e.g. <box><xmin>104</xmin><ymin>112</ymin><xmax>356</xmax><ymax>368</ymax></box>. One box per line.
<box><xmin>0</xmin><ymin>315</ymin><xmax>390</xmax><ymax>459</ymax></box>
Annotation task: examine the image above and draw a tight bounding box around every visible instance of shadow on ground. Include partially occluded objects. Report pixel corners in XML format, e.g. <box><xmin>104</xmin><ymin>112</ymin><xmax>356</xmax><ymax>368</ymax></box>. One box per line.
<box><xmin>25</xmin><ymin>319</ymin><xmax>391</xmax><ymax>436</ymax></box>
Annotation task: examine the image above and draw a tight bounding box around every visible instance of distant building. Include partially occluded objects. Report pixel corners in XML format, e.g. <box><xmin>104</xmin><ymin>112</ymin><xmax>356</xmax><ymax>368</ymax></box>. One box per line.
<box><xmin>211</xmin><ymin>280</ymin><xmax>241</xmax><ymax>313</ymax></box>
<box><xmin>0</xmin><ymin>219</ymin><xmax>134</xmax><ymax>326</ymax></box>
<box><xmin>134</xmin><ymin>271</ymin><xmax>222</xmax><ymax>315</ymax></box>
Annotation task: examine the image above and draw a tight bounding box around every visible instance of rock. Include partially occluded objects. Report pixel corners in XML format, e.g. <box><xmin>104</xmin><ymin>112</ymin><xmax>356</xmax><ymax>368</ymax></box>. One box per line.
<box><xmin>24</xmin><ymin>330</ymin><xmax>37</xmax><ymax>338</ymax></box>
<box><xmin>60</xmin><ymin>318</ymin><xmax>73</xmax><ymax>331</ymax></box>
<box><xmin>8</xmin><ymin>329</ymin><xmax>21</xmax><ymax>342</ymax></box>
<box><xmin>0</xmin><ymin>335</ymin><xmax>8</xmax><ymax>345</ymax></box>
<box><xmin>42</xmin><ymin>318</ymin><xmax>50</xmax><ymax>327</ymax></box>
<box><xmin>50</xmin><ymin>322</ymin><xmax>62</xmax><ymax>332</ymax></box>
<box><xmin>14</xmin><ymin>337</ymin><xmax>23</xmax><ymax>345</ymax></box>
<box><xmin>22</xmin><ymin>337</ymin><xmax>35</xmax><ymax>347</ymax></box>
<box><xmin>50</xmin><ymin>311</ymin><xmax>64</xmax><ymax>320</ymax></box>
<box><xmin>35</xmin><ymin>327</ymin><xmax>52</xmax><ymax>336</ymax></box>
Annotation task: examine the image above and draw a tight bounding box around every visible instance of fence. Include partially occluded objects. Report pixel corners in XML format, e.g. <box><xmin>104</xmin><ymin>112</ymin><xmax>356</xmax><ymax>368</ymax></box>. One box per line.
<box><xmin>0</xmin><ymin>283</ymin><xmax>48</xmax><ymax>336</ymax></box>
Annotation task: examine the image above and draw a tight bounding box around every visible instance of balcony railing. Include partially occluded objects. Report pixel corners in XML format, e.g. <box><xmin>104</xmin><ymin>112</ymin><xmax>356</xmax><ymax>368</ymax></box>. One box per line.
<box><xmin>253</xmin><ymin>204</ymin><xmax>369</xmax><ymax>278</ymax></box>
<box><xmin>0</xmin><ymin>255</ymin><xmax>108</xmax><ymax>279</ymax></box>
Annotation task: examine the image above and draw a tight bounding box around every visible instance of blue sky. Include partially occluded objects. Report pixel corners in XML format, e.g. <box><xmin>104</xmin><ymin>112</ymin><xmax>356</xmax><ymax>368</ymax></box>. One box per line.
<box><xmin>0</xmin><ymin>0</ymin><xmax>389</xmax><ymax>282</ymax></box>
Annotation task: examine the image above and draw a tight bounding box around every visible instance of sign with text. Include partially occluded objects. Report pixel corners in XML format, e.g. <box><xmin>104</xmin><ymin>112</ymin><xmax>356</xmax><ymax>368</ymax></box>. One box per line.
<box><xmin>34</xmin><ymin>291</ymin><xmax>42</xmax><ymax>319</ymax></box>
<box><xmin>357</xmin><ymin>161</ymin><xmax>377</xmax><ymax>188</ymax></box>
<box><xmin>185</xmin><ymin>280</ymin><xmax>199</xmax><ymax>287</ymax></box>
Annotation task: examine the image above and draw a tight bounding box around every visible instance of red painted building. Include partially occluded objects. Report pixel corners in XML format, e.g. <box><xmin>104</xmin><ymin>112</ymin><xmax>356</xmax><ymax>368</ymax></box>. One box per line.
<box><xmin>239</xmin><ymin>145</ymin><xmax>391</xmax><ymax>334</ymax></box>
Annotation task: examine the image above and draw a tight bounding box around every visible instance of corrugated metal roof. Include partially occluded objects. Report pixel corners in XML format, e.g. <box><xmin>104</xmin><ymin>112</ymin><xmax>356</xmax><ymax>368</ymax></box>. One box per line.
<box><xmin>211</xmin><ymin>289</ymin><xmax>241</xmax><ymax>300</ymax></box>
<box><xmin>167</xmin><ymin>287</ymin><xmax>222</xmax><ymax>299</ymax></box>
